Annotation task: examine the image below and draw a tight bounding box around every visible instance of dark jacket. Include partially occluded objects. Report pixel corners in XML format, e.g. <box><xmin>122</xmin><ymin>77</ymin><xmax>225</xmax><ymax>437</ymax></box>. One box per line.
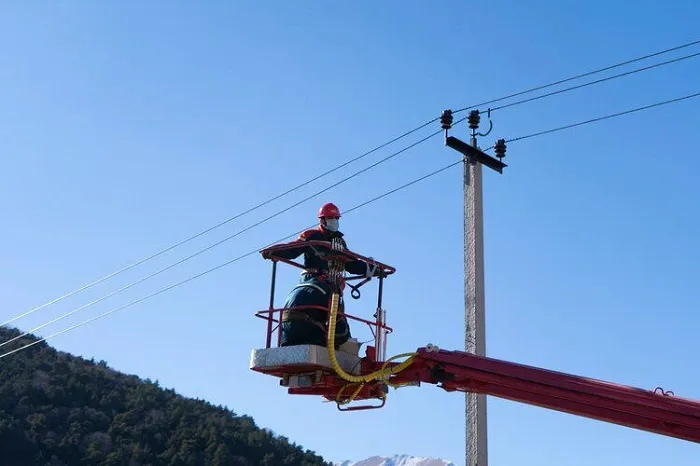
<box><xmin>274</xmin><ymin>226</ymin><xmax>369</xmax><ymax>277</ymax></box>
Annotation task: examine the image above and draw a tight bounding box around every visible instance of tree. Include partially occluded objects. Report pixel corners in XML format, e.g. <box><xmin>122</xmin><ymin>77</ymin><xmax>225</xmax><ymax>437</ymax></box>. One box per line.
<box><xmin>0</xmin><ymin>326</ymin><xmax>332</xmax><ymax>466</ymax></box>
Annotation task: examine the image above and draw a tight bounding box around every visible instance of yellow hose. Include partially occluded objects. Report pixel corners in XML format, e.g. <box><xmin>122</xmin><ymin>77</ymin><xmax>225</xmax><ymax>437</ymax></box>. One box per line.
<box><xmin>335</xmin><ymin>382</ymin><xmax>366</xmax><ymax>404</ymax></box>
<box><xmin>327</xmin><ymin>292</ymin><xmax>416</xmax><ymax>384</ymax></box>
<box><xmin>333</xmin><ymin>351</ymin><xmax>418</xmax><ymax>405</ymax></box>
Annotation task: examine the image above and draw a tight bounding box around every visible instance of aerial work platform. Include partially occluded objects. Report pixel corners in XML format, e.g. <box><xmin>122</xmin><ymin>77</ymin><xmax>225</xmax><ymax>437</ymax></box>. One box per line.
<box><xmin>250</xmin><ymin>239</ymin><xmax>700</xmax><ymax>441</ymax></box>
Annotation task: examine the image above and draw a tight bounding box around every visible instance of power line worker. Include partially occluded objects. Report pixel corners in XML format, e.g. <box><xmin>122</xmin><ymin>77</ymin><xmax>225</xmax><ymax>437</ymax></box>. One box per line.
<box><xmin>270</xmin><ymin>202</ymin><xmax>377</xmax><ymax>351</ymax></box>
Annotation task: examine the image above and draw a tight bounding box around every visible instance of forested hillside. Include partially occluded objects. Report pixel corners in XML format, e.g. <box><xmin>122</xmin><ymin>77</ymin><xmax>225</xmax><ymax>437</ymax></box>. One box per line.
<box><xmin>0</xmin><ymin>327</ymin><xmax>331</xmax><ymax>466</ymax></box>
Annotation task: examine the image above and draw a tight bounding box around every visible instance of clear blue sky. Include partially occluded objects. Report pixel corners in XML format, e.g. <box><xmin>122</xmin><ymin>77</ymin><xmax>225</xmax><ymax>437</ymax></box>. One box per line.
<box><xmin>1</xmin><ymin>1</ymin><xmax>699</xmax><ymax>465</ymax></box>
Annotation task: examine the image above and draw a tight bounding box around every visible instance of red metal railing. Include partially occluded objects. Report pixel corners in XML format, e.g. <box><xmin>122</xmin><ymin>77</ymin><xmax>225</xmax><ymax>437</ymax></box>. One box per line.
<box><xmin>254</xmin><ymin>305</ymin><xmax>394</xmax><ymax>358</ymax></box>
<box><xmin>257</xmin><ymin>240</ymin><xmax>396</xmax><ymax>363</ymax></box>
<box><xmin>260</xmin><ymin>240</ymin><xmax>396</xmax><ymax>276</ymax></box>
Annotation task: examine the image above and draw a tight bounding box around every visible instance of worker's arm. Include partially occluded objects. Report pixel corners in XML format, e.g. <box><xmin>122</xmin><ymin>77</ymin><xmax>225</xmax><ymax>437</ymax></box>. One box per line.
<box><xmin>344</xmin><ymin>259</ymin><xmax>368</xmax><ymax>276</ymax></box>
<box><xmin>269</xmin><ymin>242</ymin><xmax>306</xmax><ymax>260</ymax></box>
<box><xmin>340</xmin><ymin>238</ymin><xmax>379</xmax><ymax>277</ymax></box>
<box><xmin>266</xmin><ymin>229</ymin><xmax>326</xmax><ymax>260</ymax></box>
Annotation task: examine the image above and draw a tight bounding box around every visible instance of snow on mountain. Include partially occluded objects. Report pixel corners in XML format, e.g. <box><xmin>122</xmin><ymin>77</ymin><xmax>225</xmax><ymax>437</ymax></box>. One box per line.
<box><xmin>334</xmin><ymin>454</ymin><xmax>456</xmax><ymax>466</ymax></box>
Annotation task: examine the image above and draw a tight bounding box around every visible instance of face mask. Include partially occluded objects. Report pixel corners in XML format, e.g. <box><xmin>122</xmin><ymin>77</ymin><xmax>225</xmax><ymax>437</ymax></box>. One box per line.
<box><xmin>325</xmin><ymin>218</ymin><xmax>339</xmax><ymax>231</ymax></box>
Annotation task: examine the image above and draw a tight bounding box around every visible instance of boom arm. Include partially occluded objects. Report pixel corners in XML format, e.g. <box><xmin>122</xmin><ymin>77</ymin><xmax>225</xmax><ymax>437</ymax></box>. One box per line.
<box><xmin>390</xmin><ymin>346</ymin><xmax>700</xmax><ymax>444</ymax></box>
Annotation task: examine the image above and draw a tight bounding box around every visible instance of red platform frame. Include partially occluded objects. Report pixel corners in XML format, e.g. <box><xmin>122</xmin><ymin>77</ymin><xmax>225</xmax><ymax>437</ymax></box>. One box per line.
<box><xmin>255</xmin><ymin>240</ymin><xmax>396</xmax><ymax>361</ymax></box>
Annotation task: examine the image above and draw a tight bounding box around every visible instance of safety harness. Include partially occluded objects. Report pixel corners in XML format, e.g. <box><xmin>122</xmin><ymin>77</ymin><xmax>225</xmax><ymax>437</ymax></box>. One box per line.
<box><xmin>282</xmin><ymin>237</ymin><xmax>370</xmax><ymax>340</ymax></box>
<box><xmin>282</xmin><ymin>270</ymin><xmax>349</xmax><ymax>338</ymax></box>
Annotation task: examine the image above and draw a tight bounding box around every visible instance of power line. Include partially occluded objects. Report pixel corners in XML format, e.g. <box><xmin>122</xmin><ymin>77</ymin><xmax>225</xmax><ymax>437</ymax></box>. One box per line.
<box><xmin>505</xmin><ymin>90</ymin><xmax>700</xmax><ymax>144</ymax></box>
<box><xmin>6</xmin><ymin>38</ymin><xmax>698</xmax><ymax>328</ymax></box>
<box><xmin>454</xmin><ymin>38</ymin><xmax>700</xmax><ymax>113</ymax></box>
<box><xmin>487</xmin><ymin>50</ymin><xmax>700</xmax><ymax>113</ymax></box>
<box><xmin>5</xmin><ymin>88</ymin><xmax>699</xmax><ymax>358</ymax></box>
<box><xmin>0</xmin><ymin>128</ymin><xmax>446</xmax><ymax>348</ymax></box>
<box><xmin>0</xmin><ymin>117</ymin><xmax>439</xmax><ymax>329</ymax></box>
<box><xmin>0</xmin><ymin>158</ymin><xmax>464</xmax><ymax>359</ymax></box>
<box><xmin>5</xmin><ymin>88</ymin><xmax>700</xmax><ymax>350</ymax></box>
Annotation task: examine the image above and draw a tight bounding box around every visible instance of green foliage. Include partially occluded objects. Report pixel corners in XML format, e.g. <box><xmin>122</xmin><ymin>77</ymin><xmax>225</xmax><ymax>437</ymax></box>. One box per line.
<box><xmin>0</xmin><ymin>327</ymin><xmax>331</xmax><ymax>466</ymax></box>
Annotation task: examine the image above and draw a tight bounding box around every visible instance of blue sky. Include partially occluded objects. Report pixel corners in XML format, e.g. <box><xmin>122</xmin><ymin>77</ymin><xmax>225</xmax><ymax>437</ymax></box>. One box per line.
<box><xmin>1</xmin><ymin>1</ymin><xmax>699</xmax><ymax>464</ymax></box>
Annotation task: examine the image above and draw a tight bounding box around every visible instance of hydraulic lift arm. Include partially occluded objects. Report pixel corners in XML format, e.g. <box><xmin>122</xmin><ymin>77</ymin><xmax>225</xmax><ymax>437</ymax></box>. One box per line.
<box><xmin>389</xmin><ymin>346</ymin><xmax>700</xmax><ymax>444</ymax></box>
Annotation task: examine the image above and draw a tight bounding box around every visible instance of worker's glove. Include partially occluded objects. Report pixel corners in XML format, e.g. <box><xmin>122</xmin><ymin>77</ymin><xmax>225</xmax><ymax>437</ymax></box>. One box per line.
<box><xmin>365</xmin><ymin>256</ymin><xmax>378</xmax><ymax>278</ymax></box>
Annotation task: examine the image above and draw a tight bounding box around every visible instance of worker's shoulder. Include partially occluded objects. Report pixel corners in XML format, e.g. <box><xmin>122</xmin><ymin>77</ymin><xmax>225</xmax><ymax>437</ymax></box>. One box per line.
<box><xmin>298</xmin><ymin>228</ymin><xmax>324</xmax><ymax>241</ymax></box>
<box><xmin>298</xmin><ymin>228</ymin><xmax>345</xmax><ymax>241</ymax></box>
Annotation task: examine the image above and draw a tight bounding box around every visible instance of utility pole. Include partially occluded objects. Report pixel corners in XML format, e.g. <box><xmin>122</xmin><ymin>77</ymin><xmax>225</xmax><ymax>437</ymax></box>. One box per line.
<box><xmin>441</xmin><ymin>109</ymin><xmax>507</xmax><ymax>466</ymax></box>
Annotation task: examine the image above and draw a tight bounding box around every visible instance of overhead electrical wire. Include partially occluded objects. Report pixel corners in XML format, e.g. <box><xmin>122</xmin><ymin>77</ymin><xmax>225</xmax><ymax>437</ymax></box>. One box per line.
<box><xmin>0</xmin><ymin>126</ymin><xmax>453</xmax><ymax>350</ymax></box>
<box><xmin>0</xmin><ymin>158</ymin><xmax>465</xmax><ymax>359</ymax></box>
<box><xmin>0</xmin><ymin>118</ymin><xmax>438</xmax><ymax>329</ymax></box>
<box><xmin>454</xmin><ymin>38</ymin><xmax>700</xmax><ymax>113</ymax></box>
<box><xmin>2</xmin><ymin>38</ymin><xmax>698</xmax><ymax>329</ymax></box>
<box><xmin>502</xmin><ymin>90</ymin><xmax>700</xmax><ymax>144</ymax></box>
<box><xmin>484</xmin><ymin>50</ymin><xmax>700</xmax><ymax>113</ymax></box>
<box><xmin>3</xmin><ymin>88</ymin><xmax>698</xmax><ymax>359</ymax></box>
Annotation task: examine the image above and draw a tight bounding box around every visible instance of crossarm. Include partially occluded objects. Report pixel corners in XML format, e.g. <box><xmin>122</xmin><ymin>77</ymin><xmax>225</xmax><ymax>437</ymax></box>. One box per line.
<box><xmin>391</xmin><ymin>347</ymin><xmax>700</xmax><ymax>444</ymax></box>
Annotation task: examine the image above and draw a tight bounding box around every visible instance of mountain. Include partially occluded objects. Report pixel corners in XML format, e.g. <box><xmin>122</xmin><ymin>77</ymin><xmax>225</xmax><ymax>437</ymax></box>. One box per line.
<box><xmin>335</xmin><ymin>455</ymin><xmax>455</xmax><ymax>466</ymax></box>
<box><xmin>0</xmin><ymin>326</ymin><xmax>331</xmax><ymax>466</ymax></box>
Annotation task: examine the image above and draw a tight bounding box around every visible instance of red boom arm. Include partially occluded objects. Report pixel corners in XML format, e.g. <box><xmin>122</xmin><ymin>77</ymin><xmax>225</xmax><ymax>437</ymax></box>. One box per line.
<box><xmin>389</xmin><ymin>347</ymin><xmax>700</xmax><ymax>444</ymax></box>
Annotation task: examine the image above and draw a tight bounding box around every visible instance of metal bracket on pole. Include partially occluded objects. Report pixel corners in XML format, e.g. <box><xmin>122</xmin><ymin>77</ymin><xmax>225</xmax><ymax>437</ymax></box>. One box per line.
<box><xmin>445</xmin><ymin>136</ymin><xmax>507</xmax><ymax>173</ymax></box>
<box><xmin>441</xmin><ymin>108</ymin><xmax>508</xmax><ymax>174</ymax></box>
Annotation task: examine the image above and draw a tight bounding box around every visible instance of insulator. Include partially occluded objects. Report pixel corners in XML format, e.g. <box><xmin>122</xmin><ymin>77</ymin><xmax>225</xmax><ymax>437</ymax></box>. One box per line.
<box><xmin>468</xmin><ymin>110</ymin><xmax>480</xmax><ymax>130</ymax></box>
<box><xmin>494</xmin><ymin>138</ymin><xmax>506</xmax><ymax>159</ymax></box>
<box><xmin>440</xmin><ymin>109</ymin><xmax>453</xmax><ymax>130</ymax></box>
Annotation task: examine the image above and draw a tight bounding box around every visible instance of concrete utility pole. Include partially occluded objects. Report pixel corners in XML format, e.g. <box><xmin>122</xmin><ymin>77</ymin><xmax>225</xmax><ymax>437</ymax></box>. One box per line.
<box><xmin>441</xmin><ymin>109</ymin><xmax>507</xmax><ymax>466</ymax></box>
<box><xmin>464</xmin><ymin>116</ymin><xmax>488</xmax><ymax>466</ymax></box>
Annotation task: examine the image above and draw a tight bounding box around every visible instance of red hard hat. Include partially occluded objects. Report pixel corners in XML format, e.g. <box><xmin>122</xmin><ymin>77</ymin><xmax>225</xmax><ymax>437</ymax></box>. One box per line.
<box><xmin>318</xmin><ymin>202</ymin><xmax>341</xmax><ymax>218</ymax></box>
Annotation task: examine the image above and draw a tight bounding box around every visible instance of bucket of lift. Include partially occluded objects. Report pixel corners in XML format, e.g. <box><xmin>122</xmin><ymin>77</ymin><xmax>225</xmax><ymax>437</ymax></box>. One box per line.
<box><xmin>249</xmin><ymin>240</ymin><xmax>397</xmax><ymax>409</ymax></box>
